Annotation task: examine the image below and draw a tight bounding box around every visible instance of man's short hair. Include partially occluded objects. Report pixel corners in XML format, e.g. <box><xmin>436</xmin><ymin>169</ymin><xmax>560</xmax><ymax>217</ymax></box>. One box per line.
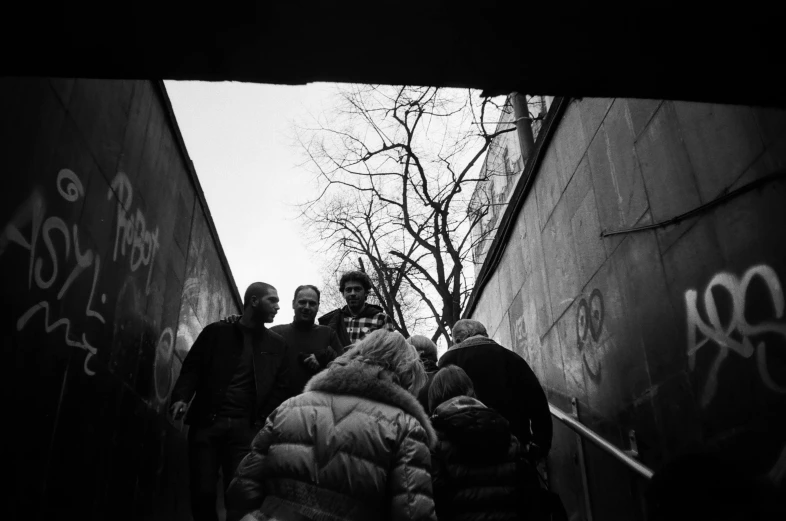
<box><xmin>339</xmin><ymin>271</ymin><xmax>372</xmax><ymax>292</ymax></box>
<box><xmin>243</xmin><ymin>282</ymin><xmax>275</xmax><ymax>309</ymax></box>
<box><xmin>294</xmin><ymin>285</ymin><xmax>321</xmax><ymax>302</ymax></box>
<box><xmin>408</xmin><ymin>335</ymin><xmax>438</xmax><ymax>363</ymax></box>
<box><xmin>451</xmin><ymin>319</ymin><xmax>488</xmax><ymax>344</ymax></box>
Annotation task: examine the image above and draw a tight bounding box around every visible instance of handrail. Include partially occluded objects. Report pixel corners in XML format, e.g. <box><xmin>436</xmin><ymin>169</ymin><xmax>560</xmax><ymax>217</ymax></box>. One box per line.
<box><xmin>549</xmin><ymin>404</ymin><xmax>654</xmax><ymax>480</ymax></box>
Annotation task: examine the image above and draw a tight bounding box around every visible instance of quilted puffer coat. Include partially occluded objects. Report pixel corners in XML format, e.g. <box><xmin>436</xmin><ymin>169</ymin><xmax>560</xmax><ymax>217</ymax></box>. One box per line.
<box><xmin>430</xmin><ymin>396</ymin><xmax>547</xmax><ymax>521</ymax></box>
<box><xmin>225</xmin><ymin>360</ymin><xmax>438</xmax><ymax>521</ymax></box>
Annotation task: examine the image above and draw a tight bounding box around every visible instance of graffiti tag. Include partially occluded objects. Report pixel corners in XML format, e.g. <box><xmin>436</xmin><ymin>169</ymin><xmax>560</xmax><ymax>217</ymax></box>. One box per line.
<box><xmin>1</xmin><ymin>168</ymin><xmax>167</xmax><ymax>381</ymax></box>
<box><xmin>154</xmin><ymin>327</ymin><xmax>174</xmax><ymax>402</ymax></box>
<box><xmin>576</xmin><ymin>288</ymin><xmax>606</xmax><ymax>381</ymax></box>
<box><xmin>685</xmin><ymin>264</ymin><xmax>786</xmax><ymax>407</ymax></box>
<box><xmin>108</xmin><ymin>172</ymin><xmax>160</xmax><ymax>295</ymax></box>
<box><xmin>1</xmin><ymin>169</ymin><xmax>106</xmax><ymax>375</ymax></box>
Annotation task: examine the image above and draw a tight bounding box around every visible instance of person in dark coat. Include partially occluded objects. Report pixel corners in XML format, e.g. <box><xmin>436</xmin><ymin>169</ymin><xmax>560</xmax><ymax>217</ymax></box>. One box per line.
<box><xmin>270</xmin><ymin>285</ymin><xmax>343</xmax><ymax>397</ymax></box>
<box><xmin>408</xmin><ymin>334</ymin><xmax>439</xmax><ymax>412</ymax></box>
<box><xmin>439</xmin><ymin>319</ymin><xmax>552</xmax><ymax>457</ymax></box>
<box><xmin>169</xmin><ymin>282</ymin><xmax>291</xmax><ymax>521</ymax></box>
<box><xmin>428</xmin><ymin>365</ymin><xmax>548</xmax><ymax>521</ymax></box>
<box><xmin>225</xmin><ymin>329</ymin><xmax>438</xmax><ymax>521</ymax></box>
<box><xmin>317</xmin><ymin>270</ymin><xmax>394</xmax><ymax>350</ymax></box>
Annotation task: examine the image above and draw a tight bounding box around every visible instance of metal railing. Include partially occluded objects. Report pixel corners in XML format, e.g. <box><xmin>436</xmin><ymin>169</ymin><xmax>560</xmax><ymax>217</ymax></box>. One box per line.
<box><xmin>549</xmin><ymin>403</ymin><xmax>654</xmax><ymax>480</ymax></box>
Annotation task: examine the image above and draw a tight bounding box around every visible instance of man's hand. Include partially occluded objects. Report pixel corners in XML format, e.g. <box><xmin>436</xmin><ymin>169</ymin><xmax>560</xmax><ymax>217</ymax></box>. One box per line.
<box><xmin>302</xmin><ymin>354</ymin><xmax>320</xmax><ymax>372</ymax></box>
<box><xmin>169</xmin><ymin>400</ymin><xmax>188</xmax><ymax>420</ymax></box>
<box><xmin>220</xmin><ymin>314</ymin><xmax>242</xmax><ymax>324</ymax></box>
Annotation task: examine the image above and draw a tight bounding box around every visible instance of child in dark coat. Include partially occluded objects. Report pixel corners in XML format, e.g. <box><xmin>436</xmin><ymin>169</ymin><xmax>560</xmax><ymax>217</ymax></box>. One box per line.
<box><xmin>428</xmin><ymin>365</ymin><xmax>549</xmax><ymax>521</ymax></box>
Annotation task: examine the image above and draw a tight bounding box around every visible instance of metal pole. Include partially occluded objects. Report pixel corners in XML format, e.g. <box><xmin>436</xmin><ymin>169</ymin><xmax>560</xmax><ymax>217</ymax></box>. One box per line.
<box><xmin>550</xmin><ymin>403</ymin><xmax>655</xmax><ymax>480</ymax></box>
<box><xmin>510</xmin><ymin>92</ymin><xmax>535</xmax><ymax>163</ymax></box>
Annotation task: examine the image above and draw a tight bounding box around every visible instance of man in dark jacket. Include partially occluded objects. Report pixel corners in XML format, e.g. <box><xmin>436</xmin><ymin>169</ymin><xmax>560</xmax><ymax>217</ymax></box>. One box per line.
<box><xmin>438</xmin><ymin>318</ymin><xmax>552</xmax><ymax>457</ymax></box>
<box><xmin>317</xmin><ymin>270</ymin><xmax>395</xmax><ymax>351</ymax></box>
<box><xmin>271</xmin><ymin>284</ymin><xmax>343</xmax><ymax>397</ymax></box>
<box><xmin>169</xmin><ymin>282</ymin><xmax>290</xmax><ymax>521</ymax></box>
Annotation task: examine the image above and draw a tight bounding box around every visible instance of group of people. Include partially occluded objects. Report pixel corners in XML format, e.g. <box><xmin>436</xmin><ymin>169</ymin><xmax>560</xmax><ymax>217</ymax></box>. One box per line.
<box><xmin>169</xmin><ymin>270</ymin><xmax>555</xmax><ymax>521</ymax></box>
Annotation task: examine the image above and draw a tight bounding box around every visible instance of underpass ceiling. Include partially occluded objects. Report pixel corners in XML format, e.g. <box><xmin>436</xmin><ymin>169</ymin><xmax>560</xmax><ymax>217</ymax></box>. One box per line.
<box><xmin>3</xmin><ymin>2</ymin><xmax>785</xmax><ymax>106</ymax></box>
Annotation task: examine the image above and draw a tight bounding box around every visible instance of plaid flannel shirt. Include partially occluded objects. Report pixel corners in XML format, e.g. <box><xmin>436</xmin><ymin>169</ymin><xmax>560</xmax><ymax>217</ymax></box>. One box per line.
<box><xmin>343</xmin><ymin>311</ymin><xmax>395</xmax><ymax>344</ymax></box>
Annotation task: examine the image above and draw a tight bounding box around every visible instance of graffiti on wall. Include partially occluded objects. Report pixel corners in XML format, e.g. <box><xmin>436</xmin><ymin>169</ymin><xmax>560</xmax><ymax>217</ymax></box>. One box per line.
<box><xmin>685</xmin><ymin>264</ymin><xmax>786</xmax><ymax>408</ymax></box>
<box><xmin>154</xmin><ymin>327</ymin><xmax>175</xmax><ymax>403</ymax></box>
<box><xmin>109</xmin><ymin>172</ymin><xmax>160</xmax><ymax>295</ymax></box>
<box><xmin>576</xmin><ymin>288</ymin><xmax>607</xmax><ymax>382</ymax></box>
<box><xmin>514</xmin><ymin>314</ymin><xmax>527</xmax><ymax>352</ymax></box>
<box><xmin>0</xmin><ymin>168</ymin><xmax>168</xmax><ymax>389</ymax></box>
<box><xmin>511</xmin><ymin>289</ymin><xmax>543</xmax><ymax>367</ymax></box>
<box><xmin>1</xmin><ymin>170</ymin><xmax>107</xmax><ymax>374</ymax></box>
<box><xmin>175</xmin><ymin>270</ymin><xmax>231</xmax><ymax>361</ymax></box>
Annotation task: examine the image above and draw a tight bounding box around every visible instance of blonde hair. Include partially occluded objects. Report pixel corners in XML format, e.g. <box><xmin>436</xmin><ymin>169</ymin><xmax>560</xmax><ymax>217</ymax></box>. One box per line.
<box><xmin>334</xmin><ymin>329</ymin><xmax>427</xmax><ymax>396</ymax></box>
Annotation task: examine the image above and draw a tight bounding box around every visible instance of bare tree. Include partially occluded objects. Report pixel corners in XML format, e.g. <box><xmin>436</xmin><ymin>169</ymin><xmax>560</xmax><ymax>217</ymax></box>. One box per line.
<box><xmin>297</xmin><ymin>85</ymin><xmax>516</xmax><ymax>344</ymax></box>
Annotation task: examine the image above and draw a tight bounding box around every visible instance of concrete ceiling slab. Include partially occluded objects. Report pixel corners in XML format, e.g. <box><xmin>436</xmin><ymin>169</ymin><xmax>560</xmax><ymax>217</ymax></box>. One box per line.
<box><xmin>3</xmin><ymin>2</ymin><xmax>785</xmax><ymax>106</ymax></box>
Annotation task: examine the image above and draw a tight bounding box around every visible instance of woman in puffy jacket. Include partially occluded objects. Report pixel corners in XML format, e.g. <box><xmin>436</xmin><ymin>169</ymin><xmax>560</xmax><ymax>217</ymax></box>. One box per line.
<box><xmin>226</xmin><ymin>328</ymin><xmax>437</xmax><ymax>521</ymax></box>
<box><xmin>429</xmin><ymin>365</ymin><xmax>548</xmax><ymax>521</ymax></box>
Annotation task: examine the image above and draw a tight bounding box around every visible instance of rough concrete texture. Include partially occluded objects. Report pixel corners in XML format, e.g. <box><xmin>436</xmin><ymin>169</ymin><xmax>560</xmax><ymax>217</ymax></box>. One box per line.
<box><xmin>588</xmin><ymin>100</ymin><xmax>649</xmax><ymax>241</ymax></box>
<box><xmin>542</xmin><ymin>193</ymin><xmax>580</xmax><ymax>321</ymax></box>
<box><xmin>673</xmin><ymin>102</ymin><xmax>764</xmax><ymax>202</ymax></box>
<box><xmin>535</xmin><ymin>144</ymin><xmax>564</xmax><ymax>232</ymax></box>
<box><xmin>0</xmin><ymin>78</ymin><xmax>242</xmax><ymax>520</ymax></box>
<box><xmin>470</xmin><ymin>97</ymin><xmax>786</xmax><ymax>520</ymax></box>
<box><xmin>552</xmin><ymin>100</ymin><xmax>588</xmax><ymax>185</ymax></box>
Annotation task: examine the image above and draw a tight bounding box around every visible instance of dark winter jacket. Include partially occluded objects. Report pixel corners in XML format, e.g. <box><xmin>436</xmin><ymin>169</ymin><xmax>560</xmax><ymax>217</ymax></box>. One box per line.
<box><xmin>225</xmin><ymin>359</ymin><xmax>438</xmax><ymax>521</ymax></box>
<box><xmin>317</xmin><ymin>303</ymin><xmax>388</xmax><ymax>349</ymax></box>
<box><xmin>438</xmin><ymin>335</ymin><xmax>552</xmax><ymax>454</ymax></box>
<box><xmin>170</xmin><ymin>322</ymin><xmax>290</xmax><ymax>428</ymax></box>
<box><xmin>270</xmin><ymin>321</ymin><xmax>342</xmax><ymax>397</ymax></box>
<box><xmin>430</xmin><ymin>396</ymin><xmax>544</xmax><ymax>521</ymax></box>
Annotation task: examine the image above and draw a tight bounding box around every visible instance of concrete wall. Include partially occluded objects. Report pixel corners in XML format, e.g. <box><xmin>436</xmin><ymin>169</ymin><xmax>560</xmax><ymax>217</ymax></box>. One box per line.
<box><xmin>469</xmin><ymin>98</ymin><xmax>786</xmax><ymax>520</ymax></box>
<box><xmin>0</xmin><ymin>78</ymin><xmax>242</xmax><ymax>519</ymax></box>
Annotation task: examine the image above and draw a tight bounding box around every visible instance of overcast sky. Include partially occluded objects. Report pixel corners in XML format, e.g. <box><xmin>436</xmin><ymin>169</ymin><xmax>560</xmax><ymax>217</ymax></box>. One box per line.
<box><xmin>164</xmin><ymin>80</ymin><xmax>338</xmax><ymax>327</ymax></box>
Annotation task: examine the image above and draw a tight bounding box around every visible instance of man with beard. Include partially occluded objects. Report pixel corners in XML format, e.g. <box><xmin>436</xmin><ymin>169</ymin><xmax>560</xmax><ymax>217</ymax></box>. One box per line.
<box><xmin>318</xmin><ymin>270</ymin><xmax>395</xmax><ymax>351</ymax></box>
<box><xmin>169</xmin><ymin>282</ymin><xmax>290</xmax><ymax>521</ymax></box>
<box><xmin>271</xmin><ymin>285</ymin><xmax>343</xmax><ymax>396</ymax></box>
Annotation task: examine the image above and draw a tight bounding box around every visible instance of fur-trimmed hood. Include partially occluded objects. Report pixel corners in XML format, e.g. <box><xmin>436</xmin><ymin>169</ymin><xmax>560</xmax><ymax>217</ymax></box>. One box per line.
<box><xmin>305</xmin><ymin>361</ymin><xmax>437</xmax><ymax>448</ymax></box>
<box><xmin>448</xmin><ymin>334</ymin><xmax>498</xmax><ymax>352</ymax></box>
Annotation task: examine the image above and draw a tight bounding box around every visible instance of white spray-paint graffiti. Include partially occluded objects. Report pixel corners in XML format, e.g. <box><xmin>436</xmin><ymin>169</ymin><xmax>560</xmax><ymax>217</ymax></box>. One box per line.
<box><xmin>2</xmin><ymin>170</ymin><xmax>105</xmax><ymax>375</ymax></box>
<box><xmin>109</xmin><ymin>172</ymin><xmax>160</xmax><ymax>295</ymax></box>
<box><xmin>685</xmin><ymin>264</ymin><xmax>786</xmax><ymax>407</ymax></box>
<box><xmin>0</xmin><ymin>168</ymin><xmax>167</xmax><ymax>382</ymax></box>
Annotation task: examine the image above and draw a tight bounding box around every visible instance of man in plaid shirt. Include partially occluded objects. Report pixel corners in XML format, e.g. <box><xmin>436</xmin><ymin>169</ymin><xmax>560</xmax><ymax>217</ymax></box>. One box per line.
<box><xmin>318</xmin><ymin>270</ymin><xmax>395</xmax><ymax>351</ymax></box>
